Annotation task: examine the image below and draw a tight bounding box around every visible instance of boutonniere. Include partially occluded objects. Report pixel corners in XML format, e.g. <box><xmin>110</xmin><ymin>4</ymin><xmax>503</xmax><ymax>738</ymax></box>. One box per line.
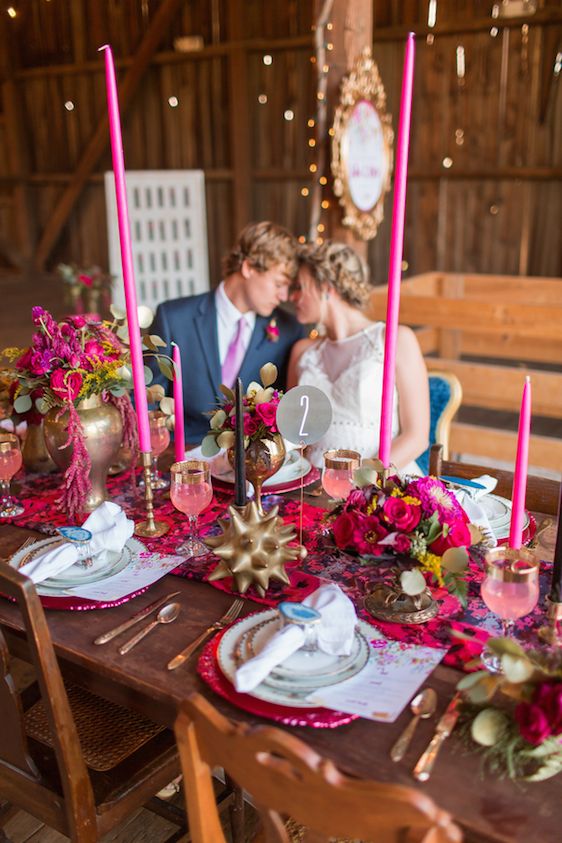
<box><xmin>265</xmin><ymin>318</ymin><xmax>279</xmax><ymax>343</ymax></box>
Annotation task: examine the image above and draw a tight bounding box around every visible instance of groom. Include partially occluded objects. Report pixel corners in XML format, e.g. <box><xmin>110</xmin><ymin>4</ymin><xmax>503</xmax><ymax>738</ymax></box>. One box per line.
<box><xmin>151</xmin><ymin>221</ymin><xmax>305</xmax><ymax>444</ymax></box>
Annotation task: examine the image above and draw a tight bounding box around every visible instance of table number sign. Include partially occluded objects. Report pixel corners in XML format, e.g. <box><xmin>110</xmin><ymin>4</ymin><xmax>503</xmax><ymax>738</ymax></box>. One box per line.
<box><xmin>276</xmin><ymin>385</ymin><xmax>332</xmax><ymax>447</ymax></box>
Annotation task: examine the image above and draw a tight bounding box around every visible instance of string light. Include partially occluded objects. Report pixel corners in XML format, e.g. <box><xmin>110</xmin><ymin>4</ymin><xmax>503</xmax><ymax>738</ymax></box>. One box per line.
<box><xmin>456</xmin><ymin>46</ymin><xmax>465</xmax><ymax>79</ymax></box>
<box><xmin>554</xmin><ymin>51</ymin><xmax>561</xmax><ymax>76</ymax></box>
<box><xmin>326</xmin><ymin>22</ymin><xmax>333</xmax><ymax>31</ymax></box>
<box><xmin>258</xmin><ymin>94</ymin><xmax>267</xmax><ymax>104</ymax></box>
<box><xmin>317</xmin><ymin>223</ymin><xmax>325</xmax><ymax>233</ymax></box>
<box><xmin>284</xmin><ymin>109</ymin><xmax>294</xmax><ymax>121</ymax></box>
<box><xmin>442</xmin><ymin>157</ymin><xmax>453</xmax><ymax>168</ymax></box>
<box><xmin>307</xmin><ymin>118</ymin><xmax>315</xmax><ymax>127</ymax></box>
<box><xmin>308</xmin><ymin>138</ymin><xmax>316</xmax><ymax>147</ymax></box>
<box><xmin>321</xmin><ymin>200</ymin><xmax>329</xmax><ymax>209</ymax></box>
<box><xmin>490</xmin><ymin>27</ymin><xmax>498</xmax><ymax>37</ymax></box>
<box><xmin>64</xmin><ymin>100</ymin><xmax>75</xmax><ymax>111</ymax></box>
<box><xmin>427</xmin><ymin>0</ymin><xmax>437</xmax><ymax>28</ymax></box>
<box><xmin>262</xmin><ymin>54</ymin><xmax>272</xmax><ymax>65</ymax></box>
<box><xmin>309</xmin><ymin>164</ymin><xmax>317</xmax><ymax>173</ymax></box>
<box><xmin>298</xmin><ymin>235</ymin><xmax>306</xmax><ymax>244</ymax></box>
<box><xmin>319</xmin><ymin>176</ymin><xmax>327</xmax><ymax>185</ymax></box>
<box><xmin>301</xmin><ymin>187</ymin><xmax>309</xmax><ymax>197</ymax></box>
<box><xmin>7</xmin><ymin>7</ymin><xmax>17</xmax><ymax>17</ymax></box>
<box><xmin>168</xmin><ymin>96</ymin><xmax>179</xmax><ymax>107</ymax></box>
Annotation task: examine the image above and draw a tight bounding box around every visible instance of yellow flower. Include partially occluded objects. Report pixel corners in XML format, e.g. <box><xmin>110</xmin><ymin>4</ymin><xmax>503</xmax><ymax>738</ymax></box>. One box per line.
<box><xmin>418</xmin><ymin>551</ymin><xmax>444</xmax><ymax>586</ymax></box>
<box><xmin>1</xmin><ymin>347</ymin><xmax>24</xmax><ymax>362</ymax></box>
<box><xmin>402</xmin><ymin>495</ymin><xmax>421</xmax><ymax>506</ymax></box>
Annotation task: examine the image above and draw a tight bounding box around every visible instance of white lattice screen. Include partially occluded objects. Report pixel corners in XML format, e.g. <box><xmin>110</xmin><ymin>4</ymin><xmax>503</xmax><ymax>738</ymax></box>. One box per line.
<box><xmin>105</xmin><ymin>170</ymin><xmax>210</xmax><ymax>311</ymax></box>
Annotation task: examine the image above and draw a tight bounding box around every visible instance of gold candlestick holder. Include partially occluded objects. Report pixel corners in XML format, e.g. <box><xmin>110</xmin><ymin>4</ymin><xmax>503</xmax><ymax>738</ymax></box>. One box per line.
<box><xmin>538</xmin><ymin>597</ymin><xmax>562</xmax><ymax>647</ymax></box>
<box><xmin>135</xmin><ymin>451</ymin><xmax>170</xmax><ymax>538</ymax></box>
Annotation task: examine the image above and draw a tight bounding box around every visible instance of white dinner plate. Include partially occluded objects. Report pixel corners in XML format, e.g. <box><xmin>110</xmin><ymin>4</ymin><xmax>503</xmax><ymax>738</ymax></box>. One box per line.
<box><xmin>9</xmin><ymin>536</ymin><xmax>144</xmax><ymax>593</ymax></box>
<box><xmin>477</xmin><ymin>494</ymin><xmax>529</xmax><ymax>540</ymax></box>
<box><xmin>211</xmin><ymin>450</ymin><xmax>311</xmax><ymax>488</ymax></box>
<box><xmin>218</xmin><ymin>609</ymin><xmax>372</xmax><ymax>708</ymax></box>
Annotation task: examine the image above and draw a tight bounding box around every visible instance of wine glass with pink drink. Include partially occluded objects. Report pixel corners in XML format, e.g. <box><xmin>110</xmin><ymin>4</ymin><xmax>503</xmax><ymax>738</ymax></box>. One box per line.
<box><xmin>480</xmin><ymin>546</ymin><xmax>540</xmax><ymax>673</ymax></box>
<box><xmin>170</xmin><ymin>459</ymin><xmax>213</xmax><ymax>557</ymax></box>
<box><xmin>322</xmin><ymin>449</ymin><xmax>361</xmax><ymax>503</ymax></box>
<box><xmin>0</xmin><ymin>432</ymin><xmax>24</xmax><ymax>518</ymax></box>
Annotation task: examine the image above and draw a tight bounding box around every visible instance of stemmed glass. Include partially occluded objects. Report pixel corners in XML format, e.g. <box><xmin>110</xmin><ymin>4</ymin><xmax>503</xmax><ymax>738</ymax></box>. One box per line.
<box><xmin>480</xmin><ymin>546</ymin><xmax>540</xmax><ymax>673</ymax></box>
<box><xmin>322</xmin><ymin>449</ymin><xmax>361</xmax><ymax>503</ymax></box>
<box><xmin>0</xmin><ymin>433</ymin><xmax>24</xmax><ymax>518</ymax></box>
<box><xmin>170</xmin><ymin>460</ymin><xmax>213</xmax><ymax>557</ymax></box>
<box><xmin>140</xmin><ymin>411</ymin><xmax>170</xmax><ymax>490</ymax></box>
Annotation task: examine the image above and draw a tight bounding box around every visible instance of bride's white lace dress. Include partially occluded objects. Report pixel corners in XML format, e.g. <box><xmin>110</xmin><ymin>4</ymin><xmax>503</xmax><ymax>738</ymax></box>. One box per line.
<box><xmin>296</xmin><ymin>322</ymin><xmax>421</xmax><ymax>474</ymax></box>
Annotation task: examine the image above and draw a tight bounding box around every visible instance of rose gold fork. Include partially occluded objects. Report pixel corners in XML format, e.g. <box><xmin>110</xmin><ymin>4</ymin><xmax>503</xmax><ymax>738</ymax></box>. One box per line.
<box><xmin>167</xmin><ymin>598</ymin><xmax>245</xmax><ymax>670</ymax></box>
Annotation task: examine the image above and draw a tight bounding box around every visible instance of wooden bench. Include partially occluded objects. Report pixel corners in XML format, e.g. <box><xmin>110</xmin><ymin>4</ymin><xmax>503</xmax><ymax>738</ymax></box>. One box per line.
<box><xmin>369</xmin><ymin>272</ymin><xmax>562</xmax><ymax>478</ymax></box>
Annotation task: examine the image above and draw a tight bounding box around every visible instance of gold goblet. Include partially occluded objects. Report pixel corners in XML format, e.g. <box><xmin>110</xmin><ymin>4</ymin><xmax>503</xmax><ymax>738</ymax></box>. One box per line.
<box><xmin>228</xmin><ymin>433</ymin><xmax>286</xmax><ymax>515</ymax></box>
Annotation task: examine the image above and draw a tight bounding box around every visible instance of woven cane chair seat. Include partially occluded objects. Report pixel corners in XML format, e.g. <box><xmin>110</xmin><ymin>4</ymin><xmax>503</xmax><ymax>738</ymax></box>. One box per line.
<box><xmin>24</xmin><ymin>683</ymin><xmax>164</xmax><ymax>772</ymax></box>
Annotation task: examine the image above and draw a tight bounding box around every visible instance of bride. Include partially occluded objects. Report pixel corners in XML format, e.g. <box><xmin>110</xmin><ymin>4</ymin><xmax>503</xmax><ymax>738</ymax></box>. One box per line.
<box><xmin>287</xmin><ymin>240</ymin><xmax>429</xmax><ymax>474</ymax></box>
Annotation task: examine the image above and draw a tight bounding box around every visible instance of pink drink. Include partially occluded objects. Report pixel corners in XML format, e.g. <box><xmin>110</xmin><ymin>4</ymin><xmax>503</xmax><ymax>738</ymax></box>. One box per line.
<box><xmin>171</xmin><ymin>481</ymin><xmax>213</xmax><ymax>517</ymax></box>
<box><xmin>150</xmin><ymin>426</ymin><xmax>170</xmax><ymax>457</ymax></box>
<box><xmin>322</xmin><ymin>468</ymin><xmax>353</xmax><ymax>501</ymax></box>
<box><xmin>0</xmin><ymin>449</ymin><xmax>22</xmax><ymax>482</ymax></box>
<box><xmin>481</xmin><ymin>577</ymin><xmax>539</xmax><ymax>621</ymax></box>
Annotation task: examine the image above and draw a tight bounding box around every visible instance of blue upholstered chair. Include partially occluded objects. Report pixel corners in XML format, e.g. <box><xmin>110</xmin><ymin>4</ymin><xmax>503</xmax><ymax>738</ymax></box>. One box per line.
<box><xmin>416</xmin><ymin>371</ymin><xmax>463</xmax><ymax>475</ymax></box>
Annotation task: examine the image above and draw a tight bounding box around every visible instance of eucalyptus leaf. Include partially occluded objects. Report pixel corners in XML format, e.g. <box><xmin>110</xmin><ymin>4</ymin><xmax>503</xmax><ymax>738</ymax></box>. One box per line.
<box><xmin>217</xmin><ymin>430</ymin><xmax>235</xmax><ymax>449</ymax></box>
<box><xmin>471</xmin><ymin>708</ymin><xmax>508</xmax><ymax>746</ymax></box>
<box><xmin>441</xmin><ymin>546</ymin><xmax>469</xmax><ymax>573</ymax></box>
<box><xmin>210</xmin><ymin>409</ymin><xmax>227</xmax><ymax>430</ymax></box>
<box><xmin>457</xmin><ymin>670</ymin><xmax>490</xmax><ymax>691</ymax></box>
<box><xmin>465</xmin><ymin>674</ymin><xmax>500</xmax><ymax>704</ymax></box>
<box><xmin>219</xmin><ymin>384</ymin><xmax>235</xmax><ymax>402</ymax></box>
<box><xmin>486</xmin><ymin>637</ymin><xmax>527</xmax><ymax>659</ymax></box>
<box><xmin>352</xmin><ymin>467</ymin><xmax>379</xmax><ymax>488</ymax></box>
<box><xmin>146</xmin><ymin>384</ymin><xmax>165</xmax><ymax>403</ymax></box>
<box><xmin>142</xmin><ymin>335</ymin><xmax>157</xmax><ymax>351</ymax></box>
<box><xmin>35</xmin><ymin>397</ymin><xmax>50</xmax><ymax>415</ymax></box>
<box><xmin>254</xmin><ymin>387</ymin><xmax>274</xmax><ymax>405</ymax></box>
<box><xmin>13</xmin><ymin>394</ymin><xmax>32</xmax><ymax>413</ymax></box>
<box><xmin>143</xmin><ymin>365</ymin><xmax>153</xmax><ymax>386</ymax></box>
<box><xmin>501</xmin><ymin>654</ymin><xmax>535</xmax><ymax>684</ymax></box>
<box><xmin>157</xmin><ymin>357</ymin><xmax>175</xmax><ymax>381</ymax></box>
<box><xmin>424</xmin><ymin>512</ymin><xmax>442</xmax><ymax>544</ymax></box>
<box><xmin>159</xmin><ymin>397</ymin><xmax>175</xmax><ymax>416</ymax></box>
<box><xmin>201</xmin><ymin>435</ymin><xmax>220</xmax><ymax>457</ymax></box>
<box><xmin>109</xmin><ymin>386</ymin><xmax>127</xmax><ymax>397</ymax></box>
<box><xmin>137</xmin><ymin>305</ymin><xmax>154</xmax><ymax>329</ymax></box>
<box><xmin>116</xmin><ymin>365</ymin><xmax>133</xmax><ymax>383</ymax></box>
<box><xmin>149</xmin><ymin>334</ymin><xmax>167</xmax><ymax>348</ymax></box>
<box><xmin>260</xmin><ymin>362</ymin><xmax>278</xmax><ymax>388</ymax></box>
<box><xmin>400</xmin><ymin>569</ymin><xmax>426</xmax><ymax>596</ymax></box>
<box><xmin>110</xmin><ymin>304</ymin><xmax>126</xmax><ymax>320</ymax></box>
<box><xmin>116</xmin><ymin>324</ymin><xmax>130</xmax><ymax>343</ymax></box>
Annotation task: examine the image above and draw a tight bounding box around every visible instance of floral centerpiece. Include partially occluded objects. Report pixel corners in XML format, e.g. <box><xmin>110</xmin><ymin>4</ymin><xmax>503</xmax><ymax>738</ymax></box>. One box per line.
<box><xmin>57</xmin><ymin>263</ymin><xmax>113</xmax><ymax>316</ymax></box>
<box><xmin>201</xmin><ymin>363</ymin><xmax>282</xmax><ymax>456</ymax></box>
<box><xmin>330</xmin><ymin>473</ymin><xmax>472</xmax><ymax>604</ymax></box>
<box><xmin>457</xmin><ymin>638</ymin><xmax>562</xmax><ymax>781</ymax></box>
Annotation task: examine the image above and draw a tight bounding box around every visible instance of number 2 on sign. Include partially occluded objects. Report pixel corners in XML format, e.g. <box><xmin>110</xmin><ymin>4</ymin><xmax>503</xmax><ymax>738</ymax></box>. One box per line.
<box><xmin>298</xmin><ymin>394</ymin><xmax>310</xmax><ymax>438</ymax></box>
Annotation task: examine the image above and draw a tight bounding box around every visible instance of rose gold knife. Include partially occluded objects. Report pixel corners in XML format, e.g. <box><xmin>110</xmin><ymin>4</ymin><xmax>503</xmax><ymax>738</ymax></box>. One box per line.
<box><xmin>94</xmin><ymin>591</ymin><xmax>181</xmax><ymax>644</ymax></box>
<box><xmin>413</xmin><ymin>693</ymin><xmax>461</xmax><ymax>782</ymax></box>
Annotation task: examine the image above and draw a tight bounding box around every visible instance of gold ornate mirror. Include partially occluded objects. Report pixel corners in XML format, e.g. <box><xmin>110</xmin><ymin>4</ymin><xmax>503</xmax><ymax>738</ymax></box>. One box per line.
<box><xmin>331</xmin><ymin>47</ymin><xmax>394</xmax><ymax>240</ymax></box>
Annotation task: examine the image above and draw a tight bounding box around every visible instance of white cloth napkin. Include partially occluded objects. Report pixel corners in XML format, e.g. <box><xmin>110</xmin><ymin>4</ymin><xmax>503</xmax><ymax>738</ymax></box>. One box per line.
<box><xmin>453</xmin><ymin>475</ymin><xmax>498</xmax><ymax>547</ymax></box>
<box><xmin>234</xmin><ymin>583</ymin><xmax>357</xmax><ymax>693</ymax></box>
<box><xmin>19</xmin><ymin>501</ymin><xmax>134</xmax><ymax>583</ymax></box>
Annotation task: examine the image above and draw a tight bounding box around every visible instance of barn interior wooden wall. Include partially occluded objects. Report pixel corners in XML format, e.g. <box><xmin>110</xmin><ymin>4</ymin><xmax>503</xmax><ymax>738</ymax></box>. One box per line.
<box><xmin>0</xmin><ymin>0</ymin><xmax>560</xmax><ymax>285</ymax></box>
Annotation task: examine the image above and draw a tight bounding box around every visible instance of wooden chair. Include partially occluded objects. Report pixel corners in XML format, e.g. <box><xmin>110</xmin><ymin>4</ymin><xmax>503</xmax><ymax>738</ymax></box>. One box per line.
<box><xmin>0</xmin><ymin>564</ymin><xmax>190</xmax><ymax>843</ymax></box>
<box><xmin>417</xmin><ymin>372</ymin><xmax>463</xmax><ymax>475</ymax></box>
<box><xmin>429</xmin><ymin>444</ymin><xmax>561</xmax><ymax>516</ymax></box>
<box><xmin>174</xmin><ymin>692</ymin><xmax>463</xmax><ymax>843</ymax></box>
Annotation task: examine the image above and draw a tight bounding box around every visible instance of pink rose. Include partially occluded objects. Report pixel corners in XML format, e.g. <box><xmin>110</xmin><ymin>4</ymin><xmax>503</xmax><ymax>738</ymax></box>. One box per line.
<box><xmin>50</xmin><ymin>369</ymin><xmax>83</xmax><ymax>402</ymax></box>
<box><xmin>84</xmin><ymin>339</ymin><xmax>105</xmax><ymax>358</ymax></box>
<box><xmin>79</xmin><ymin>273</ymin><xmax>93</xmax><ymax>287</ymax></box>
<box><xmin>242</xmin><ymin>413</ymin><xmax>259</xmax><ymax>436</ymax></box>
<box><xmin>514</xmin><ymin>702</ymin><xmax>552</xmax><ymax>746</ymax></box>
<box><xmin>345</xmin><ymin>489</ymin><xmax>367</xmax><ymax>510</ymax></box>
<box><xmin>394</xmin><ymin>534</ymin><xmax>412</xmax><ymax>554</ymax></box>
<box><xmin>430</xmin><ymin>519</ymin><xmax>472</xmax><ymax>556</ymax></box>
<box><xmin>255</xmin><ymin>401</ymin><xmax>278</xmax><ymax>432</ymax></box>
<box><xmin>332</xmin><ymin>512</ymin><xmax>356</xmax><ymax>549</ymax></box>
<box><xmin>383</xmin><ymin>497</ymin><xmax>421</xmax><ymax>532</ymax></box>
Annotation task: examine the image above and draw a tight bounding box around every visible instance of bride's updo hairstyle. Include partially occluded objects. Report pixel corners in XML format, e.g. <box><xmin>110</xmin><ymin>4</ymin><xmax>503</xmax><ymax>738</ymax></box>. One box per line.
<box><xmin>298</xmin><ymin>240</ymin><xmax>371</xmax><ymax>309</ymax></box>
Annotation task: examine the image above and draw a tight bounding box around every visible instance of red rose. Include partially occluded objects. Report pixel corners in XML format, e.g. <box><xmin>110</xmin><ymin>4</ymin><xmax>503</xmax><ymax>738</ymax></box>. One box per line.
<box><xmin>332</xmin><ymin>512</ymin><xmax>356</xmax><ymax>549</ymax></box>
<box><xmin>534</xmin><ymin>682</ymin><xmax>562</xmax><ymax>735</ymax></box>
<box><xmin>242</xmin><ymin>413</ymin><xmax>259</xmax><ymax>436</ymax></box>
<box><xmin>514</xmin><ymin>702</ymin><xmax>552</xmax><ymax>746</ymax></box>
<box><xmin>383</xmin><ymin>497</ymin><xmax>421</xmax><ymax>532</ymax></box>
<box><xmin>50</xmin><ymin>369</ymin><xmax>83</xmax><ymax>402</ymax></box>
<box><xmin>255</xmin><ymin>401</ymin><xmax>278</xmax><ymax>432</ymax></box>
<box><xmin>430</xmin><ymin>519</ymin><xmax>472</xmax><ymax>556</ymax></box>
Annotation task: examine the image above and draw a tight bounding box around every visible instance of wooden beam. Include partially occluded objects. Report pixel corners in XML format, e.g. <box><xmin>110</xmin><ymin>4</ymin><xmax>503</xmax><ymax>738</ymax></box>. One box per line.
<box><xmin>33</xmin><ymin>0</ymin><xmax>184</xmax><ymax>271</ymax></box>
<box><xmin>372</xmin><ymin>8</ymin><xmax>562</xmax><ymax>42</ymax></box>
<box><xmin>451</xmin><ymin>423</ymin><xmax>562</xmax><ymax>473</ymax></box>
<box><xmin>427</xmin><ymin>359</ymin><xmax>562</xmax><ymax>419</ymax></box>
<box><xmin>227</xmin><ymin>0</ymin><xmax>251</xmax><ymax>232</ymax></box>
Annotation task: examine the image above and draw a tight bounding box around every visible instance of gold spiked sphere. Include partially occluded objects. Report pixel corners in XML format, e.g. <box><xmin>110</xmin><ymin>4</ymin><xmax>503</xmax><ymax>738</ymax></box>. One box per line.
<box><xmin>205</xmin><ymin>501</ymin><xmax>307</xmax><ymax>597</ymax></box>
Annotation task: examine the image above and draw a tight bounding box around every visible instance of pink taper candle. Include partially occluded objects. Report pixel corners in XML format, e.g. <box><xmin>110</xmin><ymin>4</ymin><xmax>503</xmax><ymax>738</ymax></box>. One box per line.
<box><xmin>509</xmin><ymin>376</ymin><xmax>532</xmax><ymax>549</ymax></box>
<box><xmin>172</xmin><ymin>343</ymin><xmax>185</xmax><ymax>463</ymax></box>
<box><xmin>99</xmin><ymin>44</ymin><xmax>151</xmax><ymax>453</ymax></box>
<box><xmin>378</xmin><ymin>33</ymin><xmax>415</xmax><ymax>468</ymax></box>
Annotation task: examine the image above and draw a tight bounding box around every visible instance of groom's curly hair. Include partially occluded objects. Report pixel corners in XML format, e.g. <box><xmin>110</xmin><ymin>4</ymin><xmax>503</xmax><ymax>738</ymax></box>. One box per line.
<box><xmin>222</xmin><ymin>221</ymin><xmax>298</xmax><ymax>280</ymax></box>
<box><xmin>298</xmin><ymin>241</ymin><xmax>372</xmax><ymax>308</ymax></box>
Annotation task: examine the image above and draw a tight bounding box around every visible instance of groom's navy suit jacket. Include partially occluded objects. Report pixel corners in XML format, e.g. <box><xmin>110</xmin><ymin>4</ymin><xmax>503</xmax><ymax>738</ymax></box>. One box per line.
<box><xmin>151</xmin><ymin>291</ymin><xmax>305</xmax><ymax>444</ymax></box>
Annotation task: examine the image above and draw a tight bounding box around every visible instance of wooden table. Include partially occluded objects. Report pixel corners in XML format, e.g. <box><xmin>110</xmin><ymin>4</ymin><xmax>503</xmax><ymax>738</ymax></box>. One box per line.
<box><xmin>0</xmin><ymin>521</ymin><xmax>560</xmax><ymax>843</ymax></box>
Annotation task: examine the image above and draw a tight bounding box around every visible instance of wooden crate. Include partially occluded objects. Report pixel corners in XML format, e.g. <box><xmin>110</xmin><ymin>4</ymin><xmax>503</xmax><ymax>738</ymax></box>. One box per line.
<box><xmin>369</xmin><ymin>272</ymin><xmax>562</xmax><ymax>477</ymax></box>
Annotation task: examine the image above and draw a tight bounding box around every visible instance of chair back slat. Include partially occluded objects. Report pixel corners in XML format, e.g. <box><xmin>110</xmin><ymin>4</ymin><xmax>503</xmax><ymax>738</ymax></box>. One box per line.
<box><xmin>0</xmin><ymin>628</ymin><xmax>40</xmax><ymax>778</ymax></box>
<box><xmin>175</xmin><ymin>694</ymin><xmax>463</xmax><ymax>843</ymax></box>
<box><xmin>429</xmin><ymin>444</ymin><xmax>561</xmax><ymax>515</ymax></box>
<box><xmin>0</xmin><ymin>564</ymin><xmax>96</xmax><ymax>838</ymax></box>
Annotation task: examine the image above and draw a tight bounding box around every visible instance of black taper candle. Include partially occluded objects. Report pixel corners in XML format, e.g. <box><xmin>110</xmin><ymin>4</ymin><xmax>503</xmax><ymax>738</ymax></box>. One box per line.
<box><xmin>549</xmin><ymin>483</ymin><xmax>562</xmax><ymax>603</ymax></box>
<box><xmin>234</xmin><ymin>378</ymin><xmax>247</xmax><ymax>507</ymax></box>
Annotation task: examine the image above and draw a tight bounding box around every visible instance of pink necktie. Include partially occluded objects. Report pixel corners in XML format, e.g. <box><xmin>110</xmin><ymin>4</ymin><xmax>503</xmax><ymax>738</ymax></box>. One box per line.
<box><xmin>221</xmin><ymin>316</ymin><xmax>250</xmax><ymax>389</ymax></box>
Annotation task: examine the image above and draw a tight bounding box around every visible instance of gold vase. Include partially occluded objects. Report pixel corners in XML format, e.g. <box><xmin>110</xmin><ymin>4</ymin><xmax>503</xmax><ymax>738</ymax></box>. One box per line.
<box><xmin>22</xmin><ymin>421</ymin><xmax>57</xmax><ymax>473</ymax></box>
<box><xmin>228</xmin><ymin>433</ymin><xmax>286</xmax><ymax>514</ymax></box>
<box><xmin>44</xmin><ymin>395</ymin><xmax>123</xmax><ymax>513</ymax></box>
